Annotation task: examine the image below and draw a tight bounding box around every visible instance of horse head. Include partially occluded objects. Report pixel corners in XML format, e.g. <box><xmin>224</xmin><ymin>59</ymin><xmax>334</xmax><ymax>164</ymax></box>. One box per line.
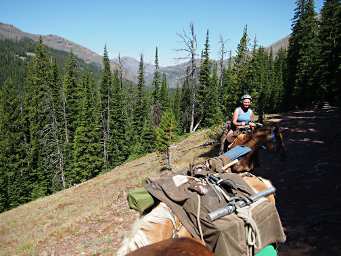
<box><xmin>254</xmin><ymin>125</ymin><xmax>286</xmax><ymax>160</ymax></box>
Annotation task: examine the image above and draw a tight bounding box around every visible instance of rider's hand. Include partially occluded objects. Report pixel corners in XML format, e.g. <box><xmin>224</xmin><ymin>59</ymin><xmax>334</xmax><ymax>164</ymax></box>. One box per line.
<box><xmin>249</xmin><ymin>122</ymin><xmax>256</xmax><ymax>127</ymax></box>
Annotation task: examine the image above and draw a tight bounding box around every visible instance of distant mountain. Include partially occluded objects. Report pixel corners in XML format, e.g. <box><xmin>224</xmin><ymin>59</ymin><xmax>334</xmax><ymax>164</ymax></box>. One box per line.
<box><xmin>0</xmin><ymin>22</ymin><xmax>290</xmax><ymax>88</ymax></box>
<box><xmin>0</xmin><ymin>22</ymin><xmax>103</xmax><ymax>68</ymax></box>
<box><xmin>265</xmin><ymin>35</ymin><xmax>289</xmax><ymax>53</ymax></box>
<box><xmin>110</xmin><ymin>56</ymin><xmax>191</xmax><ymax>88</ymax></box>
<box><xmin>111</xmin><ymin>56</ymin><xmax>155</xmax><ymax>85</ymax></box>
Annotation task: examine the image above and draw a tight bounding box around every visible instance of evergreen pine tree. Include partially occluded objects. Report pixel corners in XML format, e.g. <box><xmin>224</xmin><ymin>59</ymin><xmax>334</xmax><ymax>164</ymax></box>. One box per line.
<box><xmin>218</xmin><ymin>36</ymin><xmax>227</xmax><ymax>113</ymax></box>
<box><xmin>298</xmin><ymin>0</ymin><xmax>319</xmax><ymax>104</ymax></box>
<box><xmin>100</xmin><ymin>46</ymin><xmax>112</xmax><ymax>169</ymax></box>
<box><xmin>180</xmin><ymin>67</ymin><xmax>192</xmax><ymax>133</ymax></box>
<box><xmin>152</xmin><ymin>47</ymin><xmax>161</xmax><ymax>104</ymax></box>
<box><xmin>233</xmin><ymin>25</ymin><xmax>250</xmax><ymax>98</ymax></box>
<box><xmin>62</xmin><ymin>52</ymin><xmax>82</xmax><ymax>184</ymax></box>
<box><xmin>160</xmin><ymin>73</ymin><xmax>169</xmax><ymax>112</ymax></box>
<box><xmin>266</xmin><ymin>48</ymin><xmax>275</xmax><ymax>113</ymax></box>
<box><xmin>205</xmin><ymin>64</ymin><xmax>223</xmax><ymax>126</ymax></box>
<box><xmin>63</xmin><ymin>52</ymin><xmax>81</xmax><ymax>139</ymax></box>
<box><xmin>0</xmin><ymin>78</ymin><xmax>30</xmax><ymax>211</ymax></box>
<box><xmin>141</xmin><ymin>114</ymin><xmax>156</xmax><ymax>153</ymax></box>
<box><xmin>171</xmin><ymin>85</ymin><xmax>182</xmax><ymax>132</ymax></box>
<box><xmin>131</xmin><ymin>54</ymin><xmax>147</xmax><ymax>155</ymax></box>
<box><xmin>108</xmin><ymin>71</ymin><xmax>129</xmax><ymax>167</ymax></box>
<box><xmin>25</xmin><ymin>38</ymin><xmax>57</xmax><ymax>198</ymax></box>
<box><xmin>287</xmin><ymin>0</ymin><xmax>319</xmax><ymax>107</ymax></box>
<box><xmin>317</xmin><ymin>0</ymin><xmax>341</xmax><ymax>104</ymax></box>
<box><xmin>222</xmin><ymin>51</ymin><xmax>238</xmax><ymax>117</ymax></box>
<box><xmin>156</xmin><ymin>110</ymin><xmax>177</xmax><ymax>169</ymax></box>
<box><xmin>198</xmin><ymin>30</ymin><xmax>211</xmax><ymax>126</ymax></box>
<box><xmin>245</xmin><ymin>37</ymin><xmax>261</xmax><ymax>110</ymax></box>
<box><xmin>72</xmin><ymin>72</ymin><xmax>103</xmax><ymax>183</ymax></box>
<box><xmin>151</xmin><ymin>47</ymin><xmax>162</xmax><ymax>126</ymax></box>
<box><xmin>273</xmin><ymin>49</ymin><xmax>287</xmax><ymax>112</ymax></box>
<box><xmin>287</xmin><ymin>0</ymin><xmax>305</xmax><ymax>108</ymax></box>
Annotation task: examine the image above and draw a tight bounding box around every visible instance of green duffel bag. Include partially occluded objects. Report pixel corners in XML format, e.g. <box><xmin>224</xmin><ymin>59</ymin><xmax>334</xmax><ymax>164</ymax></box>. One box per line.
<box><xmin>127</xmin><ymin>187</ymin><xmax>155</xmax><ymax>214</ymax></box>
<box><xmin>256</xmin><ymin>244</ymin><xmax>277</xmax><ymax>256</ymax></box>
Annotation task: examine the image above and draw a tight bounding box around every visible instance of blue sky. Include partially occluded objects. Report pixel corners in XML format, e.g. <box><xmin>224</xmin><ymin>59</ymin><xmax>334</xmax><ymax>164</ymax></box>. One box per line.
<box><xmin>1</xmin><ymin>0</ymin><xmax>323</xmax><ymax>66</ymax></box>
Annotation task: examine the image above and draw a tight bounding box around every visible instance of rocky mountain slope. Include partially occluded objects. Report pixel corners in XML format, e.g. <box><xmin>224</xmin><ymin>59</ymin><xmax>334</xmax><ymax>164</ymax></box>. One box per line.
<box><xmin>0</xmin><ymin>22</ymin><xmax>103</xmax><ymax>68</ymax></box>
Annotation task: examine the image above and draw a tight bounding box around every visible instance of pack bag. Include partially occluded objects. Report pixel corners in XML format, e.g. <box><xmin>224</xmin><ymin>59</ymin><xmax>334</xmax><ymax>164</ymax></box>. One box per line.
<box><xmin>127</xmin><ymin>187</ymin><xmax>156</xmax><ymax>214</ymax></box>
<box><xmin>145</xmin><ymin>173</ymin><xmax>286</xmax><ymax>256</ymax></box>
<box><xmin>181</xmin><ymin>174</ymin><xmax>286</xmax><ymax>256</ymax></box>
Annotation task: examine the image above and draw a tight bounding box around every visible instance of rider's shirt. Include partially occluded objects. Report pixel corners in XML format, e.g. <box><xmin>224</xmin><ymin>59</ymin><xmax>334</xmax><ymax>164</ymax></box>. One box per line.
<box><xmin>236</xmin><ymin>107</ymin><xmax>253</xmax><ymax>124</ymax></box>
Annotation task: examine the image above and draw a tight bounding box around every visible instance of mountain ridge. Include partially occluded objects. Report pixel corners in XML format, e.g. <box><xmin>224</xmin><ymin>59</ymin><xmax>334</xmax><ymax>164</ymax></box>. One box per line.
<box><xmin>0</xmin><ymin>22</ymin><xmax>289</xmax><ymax>88</ymax></box>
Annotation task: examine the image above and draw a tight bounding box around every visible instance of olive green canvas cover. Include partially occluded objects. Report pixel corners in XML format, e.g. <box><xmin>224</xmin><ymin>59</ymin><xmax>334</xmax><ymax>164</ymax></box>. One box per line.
<box><xmin>127</xmin><ymin>187</ymin><xmax>155</xmax><ymax>214</ymax></box>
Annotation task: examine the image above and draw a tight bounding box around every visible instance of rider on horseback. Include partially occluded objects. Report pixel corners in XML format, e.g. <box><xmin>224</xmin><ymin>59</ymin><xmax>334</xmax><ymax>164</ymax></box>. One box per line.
<box><xmin>232</xmin><ymin>94</ymin><xmax>256</xmax><ymax>130</ymax></box>
<box><xmin>220</xmin><ymin>94</ymin><xmax>258</xmax><ymax>154</ymax></box>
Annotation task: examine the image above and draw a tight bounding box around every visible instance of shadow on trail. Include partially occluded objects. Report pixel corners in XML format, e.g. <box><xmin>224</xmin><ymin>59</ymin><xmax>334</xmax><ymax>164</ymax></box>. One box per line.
<box><xmin>254</xmin><ymin>105</ymin><xmax>341</xmax><ymax>256</ymax></box>
<box><xmin>198</xmin><ymin>145</ymin><xmax>221</xmax><ymax>159</ymax></box>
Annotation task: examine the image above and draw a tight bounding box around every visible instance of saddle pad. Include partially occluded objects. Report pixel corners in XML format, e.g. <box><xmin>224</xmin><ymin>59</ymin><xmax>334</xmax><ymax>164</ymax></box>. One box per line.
<box><xmin>223</xmin><ymin>145</ymin><xmax>252</xmax><ymax>160</ymax></box>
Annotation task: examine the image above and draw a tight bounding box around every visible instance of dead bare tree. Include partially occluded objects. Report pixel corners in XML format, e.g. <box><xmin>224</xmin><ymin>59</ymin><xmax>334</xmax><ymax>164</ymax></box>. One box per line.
<box><xmin>118</xmin><ymin>53</ymin><xmax>124</xmax><ymax>89</ymax></box>
<box><xmin>218</xmin><ymin>35</ymin><xmax>227</xmax><ymax>91</ymax></box>
<box><xmin>176</xmin><ymin>23</ymin><xmax>200</xmax><ymax>132</ymax></box>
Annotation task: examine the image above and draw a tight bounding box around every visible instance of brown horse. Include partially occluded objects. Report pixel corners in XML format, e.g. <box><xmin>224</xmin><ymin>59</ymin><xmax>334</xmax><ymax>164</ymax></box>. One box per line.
<box><xmin>220</xmin><ymin>124</ymin><xmax>286</xmax><ymax>155</ymax></box>
<box><xmin>227</xmin><ymin>126</ymin><xmax>286</xmax><ymax>173</ymax></box>
<box><xmin>117</xmin><ymin>174</ymin><xmax>275</xmax><ymax>255</ymax></box>
<box><xmin>127</xmin><ymin>237</ymin><xmax>213</xmax><ymax>256</ymax></box>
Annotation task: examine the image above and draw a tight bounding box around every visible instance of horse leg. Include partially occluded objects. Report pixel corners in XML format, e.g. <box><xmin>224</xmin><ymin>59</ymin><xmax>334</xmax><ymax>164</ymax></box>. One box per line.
<box><xmin>219</xmin><ymin>130</ymin><xmax>228</xmax><ymax>155</ymax></box>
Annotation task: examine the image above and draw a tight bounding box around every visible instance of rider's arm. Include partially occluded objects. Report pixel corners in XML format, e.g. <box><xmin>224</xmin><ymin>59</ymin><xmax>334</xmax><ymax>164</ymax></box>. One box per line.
<box><xmin>233</xmin><ymin>108</ymin><xmax>244</xmax><ymax>126</ymax></box>
<box><xmin>249</xmin><ymin>111</ymin><xmax>256</xmax><ymax>127</ymax></box>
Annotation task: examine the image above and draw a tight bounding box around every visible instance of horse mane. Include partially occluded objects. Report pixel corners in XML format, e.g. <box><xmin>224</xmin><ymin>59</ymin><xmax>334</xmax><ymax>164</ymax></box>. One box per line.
<box><xmin>117</xmin><ymin>203</ymin><xmax>176</xmax><ymax>256</ymax></box>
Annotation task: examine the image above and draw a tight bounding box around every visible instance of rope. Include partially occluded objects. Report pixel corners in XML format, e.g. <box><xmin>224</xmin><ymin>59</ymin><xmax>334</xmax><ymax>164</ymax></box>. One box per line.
<box><xmin>236</xmin><ymin>199</ymin><xmax>265</xmax><ymax>256</ymax></box>
<box><xmin>196</xmin><ymin>194</ymin><xmax>205</xmax><ymax>245</ymax></box>
<box><xmin>172</xmin><ymin>219</ymin><xmax>183</xmax><ymax>239</ymax></box>
<box><xmin>214</xmin><ymin>184</ymin><xmax>231</xmax><ymax>201</ymax></box>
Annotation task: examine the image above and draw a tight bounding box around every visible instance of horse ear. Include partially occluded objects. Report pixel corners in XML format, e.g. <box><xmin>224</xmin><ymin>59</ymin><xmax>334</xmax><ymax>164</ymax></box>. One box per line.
<box><xmin>272</xmin><ymin>125</ymin><xmax>279</xmax><ymax>133</ymax></box>
<box><xmin>279</xmin><ymin>127</ymin><xmax>289</xmax><ymax>134</ymax></box>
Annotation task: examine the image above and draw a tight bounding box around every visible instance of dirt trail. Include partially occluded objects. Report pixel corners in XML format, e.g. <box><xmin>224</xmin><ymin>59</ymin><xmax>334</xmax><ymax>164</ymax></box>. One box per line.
<box><xmin>255</xmin><ymin>104</ymin><xmax>341</xmax><ymax>255</ymax></box>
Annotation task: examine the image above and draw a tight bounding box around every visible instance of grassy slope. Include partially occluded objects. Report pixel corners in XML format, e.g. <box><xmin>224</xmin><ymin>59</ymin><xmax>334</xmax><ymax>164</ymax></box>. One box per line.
<box><xmin>0</xmin><ymin>129</ymin><xmax>217</xmax><ymax>256</ymax></box>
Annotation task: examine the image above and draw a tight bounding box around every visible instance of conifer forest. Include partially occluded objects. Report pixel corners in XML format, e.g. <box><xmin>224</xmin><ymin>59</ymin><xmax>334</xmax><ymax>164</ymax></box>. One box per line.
<box><xmin>0</xmin><ymin>0</ymin><xmax>340</xmax><ymax>212</ymax></box>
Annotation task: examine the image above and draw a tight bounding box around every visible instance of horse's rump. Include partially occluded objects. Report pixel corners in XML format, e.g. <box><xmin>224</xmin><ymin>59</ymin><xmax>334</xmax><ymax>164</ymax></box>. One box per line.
<box><xmin>126</xmin><ymin>237</ymin><xmax>213</xmax><ymax>256</ymax></box>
